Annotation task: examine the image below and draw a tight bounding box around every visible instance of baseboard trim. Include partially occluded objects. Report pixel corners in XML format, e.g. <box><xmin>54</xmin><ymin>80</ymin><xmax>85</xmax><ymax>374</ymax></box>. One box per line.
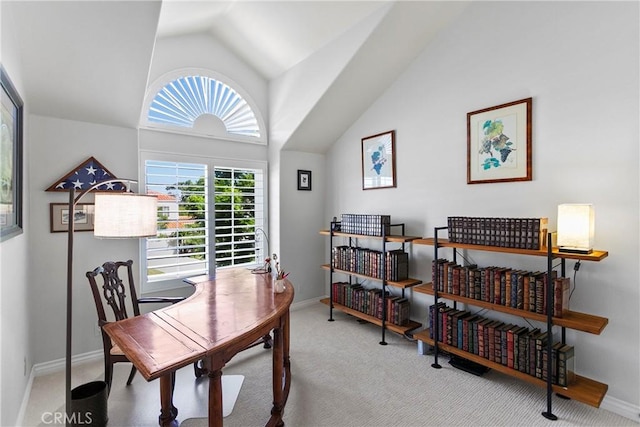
<box><xmin>290</xmin><ymin>296</ymin><xmax>321</xmax><ymax>311</ymax></box>
<box><xmin>16</xmin><ymin>366</ymin><xmax>36</xmax><ymax>427</ymax></box>
<box><xmin>601</xmin><ymin>394</ymin><xmax>640</xmax><ymax>423</ymax></box>
<box><xmin>17</xmin><ymin>349</ymin><xmax>104</xmax><ymax>426</ymax></box>
<box><xmin>32</xmin><ymin>349</ymin><xmax>103</xmax><ymax>377</ymax></box>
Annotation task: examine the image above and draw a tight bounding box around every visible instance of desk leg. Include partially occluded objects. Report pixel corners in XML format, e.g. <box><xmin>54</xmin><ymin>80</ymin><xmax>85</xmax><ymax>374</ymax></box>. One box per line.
<box><xmin>268</xmin><ymin>310</ymin><xmax>291</xmax><ymax>427</ymax></box>
<box><xmin>207</xmin><ymin>362</ymin><xmax>224</xmax><ymax>427</ymax></box>
<box><xmin>284</xmin><ymin>310</ymin><xmax>291</xmax><ymax>390</ymax></box>
<box><xmin>282</xmin><ymin>310</ymin><xmax>291</xmax><ymax>406</ymax></box>
<box><xmin>159</xmin><ymin>372</ymin><xmax>178</xmax><ymax>427</ymax></box>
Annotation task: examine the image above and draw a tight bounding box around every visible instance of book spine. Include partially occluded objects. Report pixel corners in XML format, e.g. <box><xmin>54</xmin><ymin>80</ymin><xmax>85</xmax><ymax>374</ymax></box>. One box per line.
<box><xmin>507</xmin><ymin>327</ymin><xmax>515</xmax><ymax>369</ymax></box>
<box><xmin>501</xmin><ymin>325</ymin><xmax>509</xmax><ymax>366</ymax></box>
<box><xmin>453</xmin><ymin>265</ymin><xmax>460</xmax><ymax>296</ymax></box>
<box><xmin>471</xmin><ymin>317</ymin><xmax>479</xmax><ymax>355</ymax></box>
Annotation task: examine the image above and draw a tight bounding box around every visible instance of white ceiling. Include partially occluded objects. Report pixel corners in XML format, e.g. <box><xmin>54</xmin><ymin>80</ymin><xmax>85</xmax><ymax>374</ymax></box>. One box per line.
<box><xmin>7</xmin><ymin>1</ymin><xmax>162</xmax><ymax>129</ymax></box>
<box><xmin>6</xmin><ymin>0</ymin><xmax>469</xmax><ymax>152</ymax></box>
<box><xmin>156</xmin><ymin>1</ymin><xmax>390</xmax><ymax>80</ymax></box>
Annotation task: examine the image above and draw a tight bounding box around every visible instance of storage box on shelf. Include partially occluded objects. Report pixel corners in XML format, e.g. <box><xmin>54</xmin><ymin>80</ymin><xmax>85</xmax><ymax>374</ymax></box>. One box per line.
<box><xmin>412</xmin><ymin>228</ymin><xmax>608</xmax><ymax>419</ymax></box>
<box><xmin>320</xmin><ymin>218</ymin><xmax>422</xmax><ymax>344</ymax></box>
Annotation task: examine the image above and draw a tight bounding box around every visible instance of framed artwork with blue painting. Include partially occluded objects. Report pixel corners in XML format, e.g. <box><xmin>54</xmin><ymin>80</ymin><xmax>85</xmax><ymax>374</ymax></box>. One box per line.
<box><xmin>361</xmin><ymin>130</ymin><xmax>396</xmax><ymax>190</ymax></box>
<box><xmin>467</xmin><ymin>98</ymin><xmax>532</xmax><ymax>184</ymax></box>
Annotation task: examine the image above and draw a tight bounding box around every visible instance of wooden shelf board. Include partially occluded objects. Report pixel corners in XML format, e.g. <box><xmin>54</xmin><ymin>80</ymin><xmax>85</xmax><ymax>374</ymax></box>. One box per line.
<box><xmin>320</xmin><ymin>229</ymin><xmax>420</xmax><ymax>243</ymax></box>
<box><xmin>412</xmin><ymin>329</ymin><xmax>608</xmax><ymax>408</ymax></box>
<box><xmin>413</xmin><ymin>238</ymin><xmax>608</xmax><ymax>262</ymax></box>
<box><xmin>321</xmin><ymin>264</ymin><xmax>422</xmax><ymax>289</ymax></box>
<box><xmin>413</xmin><ymin>283</ymin><xmax>608</xmax><ymax>335</ymax></box>
<box><xmin>320</xmin><ymin>298</ymin><xmax>421</xmax><ymax>334</ymax></box>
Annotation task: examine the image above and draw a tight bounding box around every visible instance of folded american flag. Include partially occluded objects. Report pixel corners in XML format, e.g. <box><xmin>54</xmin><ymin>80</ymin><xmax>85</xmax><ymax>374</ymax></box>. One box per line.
<box><xmin>46</xmin><ymin>157</ymin><xmax>125</xmax><ymax>192</ymax></box>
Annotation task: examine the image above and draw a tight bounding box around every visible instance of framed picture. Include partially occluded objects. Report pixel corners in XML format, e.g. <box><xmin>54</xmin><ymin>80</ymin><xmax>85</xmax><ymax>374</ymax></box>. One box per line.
<box><xmin>50</xmin><ymin>203</ymin><xmax>95</xmax><ymax>233</ymax></box>
<box><xmin>361</xmin><ymin>130</ymin><xmax>396</xmax><ymax>190</ymax></box>
<box><xmin>297</xmin><ymin>169</ymin><xmax>312</xmax><ymax>191</ymax></box>
<box><xmin>0</xmin><ymin>66</ymin><xmax>24</xmax><ymax>241</ymax></box>
<box><xmin>467</xmin><ymin>97</ymin><xmax>532</xmax><ymax>184</ymax></box>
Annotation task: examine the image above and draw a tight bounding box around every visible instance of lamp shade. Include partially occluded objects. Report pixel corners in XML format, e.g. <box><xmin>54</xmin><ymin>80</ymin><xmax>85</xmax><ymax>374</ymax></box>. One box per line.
<box><xmin>557</xmin><ymin>203</ymin><xmax>594</xmax><ymax>254</ymax></box>
<box><xmin>94</xmin><ymin>193</ymin><xmax>157</xmax><ymax>238</ymax></box>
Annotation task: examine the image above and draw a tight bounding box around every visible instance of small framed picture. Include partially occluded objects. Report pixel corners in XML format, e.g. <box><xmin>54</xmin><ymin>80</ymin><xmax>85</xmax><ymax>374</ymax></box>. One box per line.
<box><xmin>361</xmin><ymin>130</ymin><xmax>396</xmax><ymax>190</ymax></box>
<box><xmin>297</xmin><ymin>170</ymin><xmax>312</xmax><ymax>191</ymax></box>
<box><xmin>50</xmin><ymin>203</ymin><xmax>94</xmax><ymax>233</ymax></box>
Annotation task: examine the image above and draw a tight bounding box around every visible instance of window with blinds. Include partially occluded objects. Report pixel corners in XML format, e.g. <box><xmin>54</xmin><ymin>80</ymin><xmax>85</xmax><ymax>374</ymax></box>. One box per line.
<box><xmin>144</xmin><ymin>160</ymin><xmax>264</xmax><ymax>284</ymax></box>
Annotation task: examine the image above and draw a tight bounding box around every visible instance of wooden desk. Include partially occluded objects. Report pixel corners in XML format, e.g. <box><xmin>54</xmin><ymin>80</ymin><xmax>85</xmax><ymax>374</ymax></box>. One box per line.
<box><xmin>103</xmin><ymin>268</ymin><xmax>294</xmax><ymax>426</ymax></box>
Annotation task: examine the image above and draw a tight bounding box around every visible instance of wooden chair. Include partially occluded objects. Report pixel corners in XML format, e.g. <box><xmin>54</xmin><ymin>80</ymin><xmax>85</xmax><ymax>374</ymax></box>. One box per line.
<box><xmin>86</xmin><ymin>259</ymin><xmax>185</xmax><ymax>394</ymax></box>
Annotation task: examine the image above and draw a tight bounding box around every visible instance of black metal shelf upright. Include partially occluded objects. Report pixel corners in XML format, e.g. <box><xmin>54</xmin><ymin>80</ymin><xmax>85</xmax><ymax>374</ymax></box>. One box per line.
<box><xmin>327</xmin><ymin>220</ymin><xmax>408</xmax><ymax>345</ymax></box>
<box><xmin>429</xmin><ymin>226</ymin><xmax>570</xmax><ymax>420</ymax></box>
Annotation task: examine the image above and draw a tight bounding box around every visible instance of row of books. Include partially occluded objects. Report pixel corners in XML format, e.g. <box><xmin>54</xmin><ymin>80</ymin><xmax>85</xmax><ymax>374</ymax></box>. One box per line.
<box><xmin>447</xmin><ymin>216</ymin><xmax>549</xmax><ymax>250</ymax></box>
<box><xmin>429</xmin><ymin>303</ymin><xmax>575</xmax><ymax>386</ymax></box>
<box><xmin>338</xmin><ymin>214</ymin><xmax>392</xmax><ymax>236</ymax></box>
<box><xmin>333</xmin><ymin>246</ymin><xmax>409</xmax><ymax>281</ymax></box>
<box><xmin>432</xmin><ymin>258</ymin><xmax>571</xmax><ymax>317</ymax></box>
<box><xmin>331</xmin><ymin>282</ymin><xmax>411</xmax><ymax>326</ymax></box>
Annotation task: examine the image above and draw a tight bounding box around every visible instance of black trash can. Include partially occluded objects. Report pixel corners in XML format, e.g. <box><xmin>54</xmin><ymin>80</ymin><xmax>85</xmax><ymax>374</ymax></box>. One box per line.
<box><xmin>70</xmin><ymin>381</ymin><xmax>108</xmax><ymax>426</ymax></box>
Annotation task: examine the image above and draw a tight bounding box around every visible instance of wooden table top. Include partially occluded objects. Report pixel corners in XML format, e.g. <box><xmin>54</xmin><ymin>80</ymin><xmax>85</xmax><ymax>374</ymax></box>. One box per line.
<box><xmin>103</xmin><ymin>268</ymin><xmax>294</xmax><ymax>381</ymax></box>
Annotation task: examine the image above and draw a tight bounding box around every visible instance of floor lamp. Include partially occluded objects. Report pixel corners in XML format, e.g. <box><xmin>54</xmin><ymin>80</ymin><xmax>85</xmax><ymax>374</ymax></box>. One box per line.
<box><xmin>65</xmin><ymin>179</ymin><xmax>157</xmax><ymax>426</ymax></box>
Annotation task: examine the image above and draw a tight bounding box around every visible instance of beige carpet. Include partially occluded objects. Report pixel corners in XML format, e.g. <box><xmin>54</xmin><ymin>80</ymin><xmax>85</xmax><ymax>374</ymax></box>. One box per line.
<box><xmin>178</xmin><ymin>303</ymin><xmax>633</xmax><ymax>427</ymax></box>
<box><xmin>24</xmin><ymin>302</ymin><xmax>635</xmax><ymax>427</ymax></box>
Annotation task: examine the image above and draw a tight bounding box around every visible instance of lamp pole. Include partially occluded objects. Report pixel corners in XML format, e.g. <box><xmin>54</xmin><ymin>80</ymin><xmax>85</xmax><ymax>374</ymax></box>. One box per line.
<box><xmin>65</xmin><ymin>179</ymin><xmax>135</xmax><ymax>425</ymax></box>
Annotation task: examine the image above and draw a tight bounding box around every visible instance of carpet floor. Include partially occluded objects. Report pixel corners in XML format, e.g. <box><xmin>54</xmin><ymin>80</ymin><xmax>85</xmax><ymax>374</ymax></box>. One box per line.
<box><xmin>23</xmin><ymin>302</ymin><xmax>635</xmax><ymax>427</ymax></box>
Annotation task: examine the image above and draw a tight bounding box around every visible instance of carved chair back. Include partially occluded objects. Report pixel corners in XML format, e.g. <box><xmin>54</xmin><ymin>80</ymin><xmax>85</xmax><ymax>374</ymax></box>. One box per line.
<box><xmin>86</xmin><ymin>260</ymin><xmax>141</xmax><ymax>328</ymax></box>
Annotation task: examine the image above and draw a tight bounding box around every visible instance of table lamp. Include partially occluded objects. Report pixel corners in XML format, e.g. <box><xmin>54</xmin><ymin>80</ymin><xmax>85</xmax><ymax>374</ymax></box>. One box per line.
<box><xmin>557</xmin><ymin>203</ymin><xmax>594</xmax><ymax>254</ymax></box>
<box><xmin>65</xmin><ymin>179</ymin><xmax>157</xmax><ymax>426</ymax></box>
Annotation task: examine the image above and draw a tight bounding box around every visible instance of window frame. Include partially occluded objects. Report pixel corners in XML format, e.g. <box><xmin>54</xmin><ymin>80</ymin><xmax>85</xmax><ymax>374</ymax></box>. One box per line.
<box><xmin>139</xmin><ymin>150</ymin><xmax>269</xmax><ymax>294</ymax></box>
<box><xmin>140</xmin><ymin>68</ymin><xmax>267</xmax><ymax>145</ymax></box>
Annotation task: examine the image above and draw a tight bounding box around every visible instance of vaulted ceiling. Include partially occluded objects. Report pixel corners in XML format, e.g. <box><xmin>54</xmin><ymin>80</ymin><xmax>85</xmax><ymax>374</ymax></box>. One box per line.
<box><xmin>5</xmin><ymin>0</ymin><xmax>469</xmax><ymax>153</ymax></box>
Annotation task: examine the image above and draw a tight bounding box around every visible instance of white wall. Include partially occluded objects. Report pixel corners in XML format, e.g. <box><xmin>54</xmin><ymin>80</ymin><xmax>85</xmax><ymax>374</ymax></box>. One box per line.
<box><xmin>28</xmin><ymin>116</ymin><xmax>142</xmax><ymax>365</ymax></box>
<box><xmin>279</xmin><ymin>151</ymin><xmax>326</xmax><ymax>302</ymax></box>
<box><xmin>0</xmin><ymin>2</ymin><xmax>31</xmax><ymax>424</ymax></box>
<box><xmin>325</xmin><ymin>1</ymin><xmax>639</xmax><ymax>415</ymax></box>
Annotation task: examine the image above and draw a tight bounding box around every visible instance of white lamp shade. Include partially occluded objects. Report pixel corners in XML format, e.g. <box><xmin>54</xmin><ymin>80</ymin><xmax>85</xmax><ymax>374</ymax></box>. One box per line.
<box><xmin>557</xmin><ymin>204</ymin><xmax>594</xmax><ymax>253</ymax></box>
<box><xmin>94</xmin><ymin>193</ymin><xmax>157</xmax><ymax>238</ymax></box>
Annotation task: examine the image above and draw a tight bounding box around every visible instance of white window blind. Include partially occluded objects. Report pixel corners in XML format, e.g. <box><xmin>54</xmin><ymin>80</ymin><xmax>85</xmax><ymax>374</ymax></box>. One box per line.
<box><xmin>144</xmin><ymin>159</ymin><xmax>265</xmax><ymax>284</ymax></box>
<box><xmin>145</xmin><ymin>160</ymin><xmax>209</xmax><ymax>281</ymax></box>
<box><xmin>214</xmin><ymin>167</ymin><xmax>265</xmax><ymax>267</ymax></box>
<box><xmin>147</xmin><ymin>75</ymin><xmax>260</xmax><ymax>138</ymax></box>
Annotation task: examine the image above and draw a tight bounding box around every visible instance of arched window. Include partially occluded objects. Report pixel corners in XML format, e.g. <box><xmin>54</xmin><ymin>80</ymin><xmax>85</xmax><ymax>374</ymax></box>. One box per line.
<box><xmin>141</xmin><ymin>70</ymin><xmax>266</xmax><ymax>143</ymax></box>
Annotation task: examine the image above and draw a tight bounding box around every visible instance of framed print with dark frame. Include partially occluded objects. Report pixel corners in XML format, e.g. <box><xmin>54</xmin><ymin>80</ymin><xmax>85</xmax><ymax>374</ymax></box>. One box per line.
<box><xmin>361</xmin><ymin>130</ymin><xmax>396</xmax><ymax>190</ymax></box>
<box><xmin>467</xmin><ymin>97</ymin><xmax>532</xmax><ymax>184</ymax></box>
<box><xmin>297</xmin><ymin>169</ymin><xmax>312</xmax><ymax>191</ymax></box>
<box><xmin>0</xmin><ymin>66</ymin><xmax>24</xmax><ymax>241</ymax></box>
<box><xmin>50</xmin><ymin>203</ymin><xmax>95</xmax><ymax>233</ymax></box>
